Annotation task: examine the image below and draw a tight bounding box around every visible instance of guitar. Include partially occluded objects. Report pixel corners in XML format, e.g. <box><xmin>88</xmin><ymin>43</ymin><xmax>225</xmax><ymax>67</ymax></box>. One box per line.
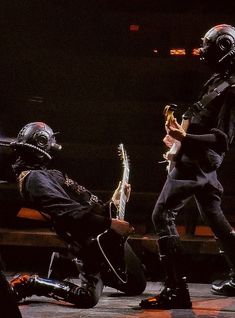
<box><xmin>96</xmin><ymin>143</ymin><xmax>130</xmax><ymax>283</ymax></box>
<box><xmin>163</xmin><ymin>104</ymin><xmax>189</xmax><ymax>172</ymax></box>
<box><xmin>115</xmin><ymin>143</ymin><xmax>130</xmax><ymax>220</ymax></box>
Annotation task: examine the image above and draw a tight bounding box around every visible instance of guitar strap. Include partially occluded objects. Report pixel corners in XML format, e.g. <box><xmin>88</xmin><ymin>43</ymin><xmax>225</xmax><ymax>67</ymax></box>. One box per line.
<box><xmin>183</xmin><ymin>75</ymin><xmax>235</xmax><ymax>120</ymax></box>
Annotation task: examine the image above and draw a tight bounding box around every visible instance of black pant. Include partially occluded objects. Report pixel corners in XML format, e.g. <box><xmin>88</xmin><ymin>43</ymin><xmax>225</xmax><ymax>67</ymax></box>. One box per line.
<box><xmin>152</xmin><ymin>162</ymin><xmax>233</xmax><ymax>243</ymax></box>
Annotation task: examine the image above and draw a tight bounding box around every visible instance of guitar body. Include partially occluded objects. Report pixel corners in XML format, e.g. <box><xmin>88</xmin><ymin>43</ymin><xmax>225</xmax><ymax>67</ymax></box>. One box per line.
<box><xmin>83</xmin><ymin>231</ymin><xmax>127</xmax><ymax>283</ymax></box>
<box><xmin>96</xmin><ymin>229</ymin><xmax>128</xmax><ymax>283</ymax></box>
<box><xmin>166</xmin><ymin>140</ymin><xmax>181</xmax><ymax>172</ymax></box>
<box><xmin>163</xmin><ymin>104</ymin><xmax>189</xmax><ymax>173</ymax></box>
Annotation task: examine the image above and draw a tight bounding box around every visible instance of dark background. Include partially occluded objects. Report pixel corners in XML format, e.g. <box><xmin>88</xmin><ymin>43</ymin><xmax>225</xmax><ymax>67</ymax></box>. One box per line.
<box><xmin>0</xmin><ymin>0</ymin><xmax>235</xmax><ymax>228</ymax></box>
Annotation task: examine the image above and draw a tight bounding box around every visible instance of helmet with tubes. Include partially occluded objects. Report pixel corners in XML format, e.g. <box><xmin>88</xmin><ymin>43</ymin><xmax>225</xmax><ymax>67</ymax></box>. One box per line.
<box><xmin>13</xmin><ymin>122</ymin><xmax>62</xmax><ymax>164</ymax></box>
<box><xmin>200</xmin><ymin>24</ymin><xmax>235</xmax><ymax>71</ymax></box>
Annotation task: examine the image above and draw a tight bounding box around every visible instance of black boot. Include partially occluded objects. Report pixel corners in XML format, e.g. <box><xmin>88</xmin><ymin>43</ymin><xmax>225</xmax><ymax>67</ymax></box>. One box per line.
<box><xmin>139</xmin><ymin>236</ymin><xmax>192</xmax><ymax>309</ymax></box>
<box><xmin>10</xmin><ymin>272</ymin><xmax>103</xmax><ymax>308</ymax></box>
<box><xmin>211</xmin><ymin>276</ymin><xmax>235</xmax><ymax>296</ymax></box>
<box><xmin>140</xmin><ymin>277</ymin><xmax>191</xmax><ymax>309</ymax></box>
<box><xmin>211</xmin><ymin>231</ymin><xmax>235</xmax><ymax>296</ymax></box>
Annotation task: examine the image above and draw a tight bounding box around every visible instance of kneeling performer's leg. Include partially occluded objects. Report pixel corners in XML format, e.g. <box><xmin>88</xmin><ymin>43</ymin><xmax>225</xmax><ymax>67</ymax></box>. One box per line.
<box><xmin>10</xmin><ymin>270</ymin><xmax>103</xmax><ymax>308</ymax></box>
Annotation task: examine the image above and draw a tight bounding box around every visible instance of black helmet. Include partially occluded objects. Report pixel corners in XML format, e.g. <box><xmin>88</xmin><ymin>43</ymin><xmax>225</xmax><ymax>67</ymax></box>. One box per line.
<box><xmin>200</xmin><ymin>24</ymin><xmax>235</xmax><ymax>70</ymax></box>
<box><xmin>15</xmin><ymin>122</ymin><xmax>62</xmax><ymax>162</ymax></box>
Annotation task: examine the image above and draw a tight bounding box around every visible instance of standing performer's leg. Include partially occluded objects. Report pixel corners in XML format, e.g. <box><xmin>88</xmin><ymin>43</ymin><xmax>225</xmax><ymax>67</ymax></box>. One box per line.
<box><xmin>195</xmin><ymin>182</ymin><xmax>235</xmax><ymax>296</ymax></box>
<box><xmin>140</xmin><ymin>174</ymin><xmax>197</xmax><ymax>309</ymax></box>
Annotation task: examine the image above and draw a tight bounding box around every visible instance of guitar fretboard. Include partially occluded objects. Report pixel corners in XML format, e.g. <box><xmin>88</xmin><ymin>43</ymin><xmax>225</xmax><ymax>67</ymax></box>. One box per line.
<box><xmin>118</xmin><ymin>166</ymin><xmax>130</xmax><ymax>220</ymax></box>
<box><xmin>117</xmin><ymin>143</ymin><xmax>130</xmax><ymax>221</ymax></box>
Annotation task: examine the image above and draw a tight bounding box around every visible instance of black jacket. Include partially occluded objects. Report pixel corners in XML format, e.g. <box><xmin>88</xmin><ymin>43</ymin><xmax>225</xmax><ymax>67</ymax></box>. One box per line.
<box><xmin>15</xmin><ymin>165</ymin><xmax>112</xmax><ymax>243</ymax></box>
<box><xmin>180</xmin><ymin>72</ymin><xmax>235</xmax><ymax>172</ymax></box>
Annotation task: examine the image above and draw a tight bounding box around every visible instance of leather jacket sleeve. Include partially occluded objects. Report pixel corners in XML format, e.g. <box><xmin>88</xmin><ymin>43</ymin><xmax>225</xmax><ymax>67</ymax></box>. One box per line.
<box><xmin>22</xmin><ymin>170</ymin><xmax>112</xmax><ymax>239</ymax></box>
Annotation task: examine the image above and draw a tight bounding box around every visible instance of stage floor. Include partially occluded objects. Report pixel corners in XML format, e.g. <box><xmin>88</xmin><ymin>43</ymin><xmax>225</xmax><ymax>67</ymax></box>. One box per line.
<box><xmin>15</xmin><ymin>280</ymin><xmax>235</xmax><ymax>318</ymax></box>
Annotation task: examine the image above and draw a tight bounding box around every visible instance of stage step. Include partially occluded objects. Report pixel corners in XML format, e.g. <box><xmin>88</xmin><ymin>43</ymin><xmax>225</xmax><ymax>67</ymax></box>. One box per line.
<box><xmin>0</xmin><ymin>226</ymin><xmax>221</xmax><ymax>255</ymax></box>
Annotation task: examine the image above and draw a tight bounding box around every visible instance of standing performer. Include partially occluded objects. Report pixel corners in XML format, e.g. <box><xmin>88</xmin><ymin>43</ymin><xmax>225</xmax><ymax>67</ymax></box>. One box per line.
<box><xmin>10</xmin><ymin>122</ymin><xmax>146</xmax><ymax>307</ymax></box>
<box><xmin>140</xmin><ymin>24</ymin><xmax>235</xmax><ymax>309</ymax></box>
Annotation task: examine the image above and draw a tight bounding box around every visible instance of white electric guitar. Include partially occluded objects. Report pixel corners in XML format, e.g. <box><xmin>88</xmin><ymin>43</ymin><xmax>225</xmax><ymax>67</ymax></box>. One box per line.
<box><xmin>163</xmin><ymin>104</ymin><xmax>189</xmax><ymax>172</ymax></box>
<box><xmin>116</xmin><ymin>143</ymin><xmax>130</xmax><ymax>220</ymax></box>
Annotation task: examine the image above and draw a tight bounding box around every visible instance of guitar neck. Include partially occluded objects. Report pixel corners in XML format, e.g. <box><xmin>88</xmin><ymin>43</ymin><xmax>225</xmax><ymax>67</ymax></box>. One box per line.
<box><xmin>118</xmin><ymin>166</ymin><xmax>130</xmax><ymax>220</ymax></box>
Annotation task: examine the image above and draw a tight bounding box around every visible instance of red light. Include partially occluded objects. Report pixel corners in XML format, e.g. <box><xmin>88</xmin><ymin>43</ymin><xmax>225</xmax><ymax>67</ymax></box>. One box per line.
<box><xmin>170</xmin><ymin>48</ymin><xmax>186</xmax><ymax>56</ymax></box>
<box><xmin>192</xmin><ymin>48</ymin><xmax>200</xmax><ymax>56</ymax></box>
<box><xmin>130</xmin><ymin>24</ymin><xmax>139</xmax><ymax>32</ymax></box>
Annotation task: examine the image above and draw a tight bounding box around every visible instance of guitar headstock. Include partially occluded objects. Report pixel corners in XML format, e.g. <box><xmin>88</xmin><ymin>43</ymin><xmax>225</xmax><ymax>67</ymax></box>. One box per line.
<box><xmin>163</xmin><ymin>104</ymin><xmax>178</xmax><ymax>123</ymax></box>
<box><xmin>118</xmin><ymin>143</ymin><xmax>130</xmax><ymax>170</ymax></box>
